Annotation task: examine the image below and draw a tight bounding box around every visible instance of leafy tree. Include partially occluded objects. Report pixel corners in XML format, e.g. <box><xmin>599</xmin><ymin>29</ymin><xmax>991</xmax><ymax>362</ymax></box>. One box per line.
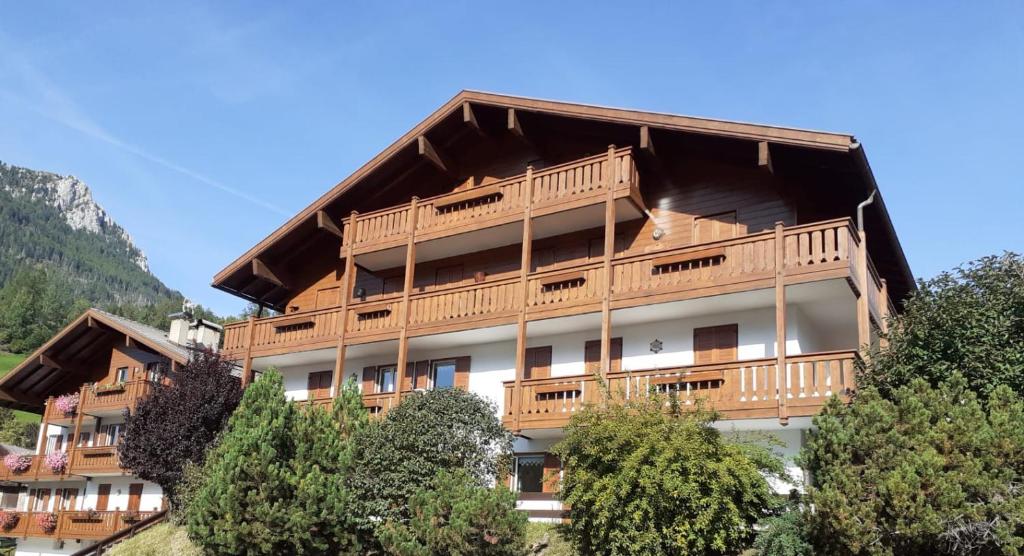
<box><xmin>802</xmin><ymin>375</ymin><xmax>1024</xmax><ymax>556</ymax></box>
<box><xmin>187</xmin><ymin>371</ymin><xmax>361</xmax><ymax>555</ymax></box>
<box><xmin>119</xmin><ymin>349</ymin><xmax>242</xmax><ymax>500</ymax></box>
<box><xmin>0</xmin><ymin>407</ymin><xmax>38</xmax><ymax>449</ymax></box>
<box><xmin>349</xmin><ymin>388</ymin><xmax>513</xmax><ymax>540</ymax></box>
<box><xmin>0</xmin><ymin>267</ymin><xmax>89</xmax><ymax>353</ymax></box>
<box><xmin>378</xmin><ymin>468</ymin><xmax>527</xmax><ymax>556</ymax></box>
<box><xmin>552</xmin><ymin>395</ymin><xmax>786</xmax><ymax>556</ymax></box>
<box><xmin>863</xmin><ymin>253</ymin><xmax>1024</xmax><ymax>399</ymax></box>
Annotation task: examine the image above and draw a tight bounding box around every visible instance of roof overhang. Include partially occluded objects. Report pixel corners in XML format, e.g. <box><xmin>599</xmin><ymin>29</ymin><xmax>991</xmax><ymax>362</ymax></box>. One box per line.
<box><xmin>0</xmin><ymin>309</ymin><xmax>189</xmax><ymax>412</ymax></box>
<box><xmin>212</xmin><ymin>90</ymin><xmax>913</xmax><ymax>308</ymax></box>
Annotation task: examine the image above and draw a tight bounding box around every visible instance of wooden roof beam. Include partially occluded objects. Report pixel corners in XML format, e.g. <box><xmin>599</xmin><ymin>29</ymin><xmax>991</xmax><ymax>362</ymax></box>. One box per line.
<box><xmin>507</xmin><ymin>108</ymin><xmax>545</xmax><ymax>160</ymax></box>
<box><xmin>640</xmin><ymin>125</ymin><xmax>656</xmax><ymax>157</ymax></box>
<box><xmin>417</xmin><ymin>135</ymin><xmax>454</xmax><ymax>176</ymax></box>
<box><xmin>316</xmin><ymin>210</ymin><xmax>343</xmax><ymax>239</ymax></box>
<box><xmin>462</xmin><ymin>102</ymin><xmax>484</xmax><ymax>136</ymax></box>
<box><xmin>252</xmin><ymin>258</ymin><xmax>288</xmax><ymax>289</ymax></box>
<box><xmin>758</xmin><ymin>141</ymin><xmax>774</xmax><ymax>174</ymax></box>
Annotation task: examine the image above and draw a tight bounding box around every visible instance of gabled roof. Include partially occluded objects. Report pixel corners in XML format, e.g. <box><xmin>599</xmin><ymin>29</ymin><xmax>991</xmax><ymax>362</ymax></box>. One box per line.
<box><xmin>0</xmin><ymin>308</ymin><xmax>189</xmax><ymax>412</ymax></box>
<box><xmin>212</xmin><ymin>90</ymin><xmax>912</xmax><ymax>306</ymax></box>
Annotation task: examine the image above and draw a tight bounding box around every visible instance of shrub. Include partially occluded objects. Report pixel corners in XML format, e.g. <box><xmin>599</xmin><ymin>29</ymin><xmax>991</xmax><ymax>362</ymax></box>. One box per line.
<box><xmin>119</xmin><ymin>349</ymin><xmax>241</xmax><ymax>501</ymax></box>
<box><xmin>349</xmin><ymin>387</ymin><xmax>513</xmax><ymax>538</ymax></box>
<box><xmin>802</xmin><ymin>375</ymin><xmax>1024</xmax><ymax>555</ymax></box>
<box><xmin>552</xmin><ymin>395</ymin><xmax>786</xmax><ymax>556</ymax></box>
<box><xmin>377</xmin><ymin>469</ymin><xmax>527</xmax><ymax>556</ymax></box>
<box><xmin>754</xmin><ymin>508</ymin><xmax>814</xmax><ymax>556</ymax></box>
<box><xmin>862</xmin><ymin>252</ymin><xmax>1024</xmax><ymax>399</ymax></box>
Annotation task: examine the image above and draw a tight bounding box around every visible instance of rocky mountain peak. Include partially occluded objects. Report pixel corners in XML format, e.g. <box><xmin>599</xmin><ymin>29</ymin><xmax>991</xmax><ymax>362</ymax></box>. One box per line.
<box><xmin>0</xmin><ymin>161</ymin><xmax>150</xmax><ymax>272</ymax></box>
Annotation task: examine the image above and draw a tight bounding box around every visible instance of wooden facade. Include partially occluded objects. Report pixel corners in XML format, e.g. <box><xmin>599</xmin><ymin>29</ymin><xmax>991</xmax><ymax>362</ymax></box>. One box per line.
<box><xmin>214</xmin><ymin>92</ymin><xmax>910</xmax><ymax>433</ymax></box>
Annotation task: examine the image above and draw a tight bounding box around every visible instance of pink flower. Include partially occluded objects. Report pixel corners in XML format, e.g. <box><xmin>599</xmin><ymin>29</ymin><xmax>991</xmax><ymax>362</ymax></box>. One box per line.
<box><xmin>3</xmin><ymin>454</ymin><xmax>31</xmax><ymax>473</ymax></box>
<box><xmin>53</xmin><ymin>393</ymin><xmax>79</xmax><ymax>416</ymax></box>
<box><xmin>35</xmin><ymin>512</ymin><xmax>57</xmax><ymax>533</ymax></box>
<box><xmin>44</xmin><ymin>451</ymin><xmax>67</xmax><ymax>473</ymax></box>
<box><xmin>0</xmin><ymin>511</ymin><xmax>19</xmax><ymax>530</ymax></box>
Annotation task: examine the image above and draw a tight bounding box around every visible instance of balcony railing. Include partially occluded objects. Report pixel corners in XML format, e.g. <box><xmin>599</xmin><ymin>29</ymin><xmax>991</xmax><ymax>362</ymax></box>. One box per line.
<box><xmin>502</xmin><ymin>350</ymin><xmax>858</xmax><ymax>429</ymax></box>
<box><xmin>341</xmin><ymin>147</ymin><xmax>639</xmax><ymax>254</ymax></box>
<box><xmin>69</xmin><ymin>445</ymin><xmax>121</xmax><ymax>475</ymax></box>
<box><xmin>223</xmin><ymin>218</ymin><xmax>888</xmax><ymax>358</ymax></box>
<box><xmin>0</xmin><ymin>510</ymin><xmax>159</xmax><ymax>541</ymax></box>
<box><xmin>0</xmin><ymin>454</ymin><xmax>65</xmax><ymax>482</ymax></box>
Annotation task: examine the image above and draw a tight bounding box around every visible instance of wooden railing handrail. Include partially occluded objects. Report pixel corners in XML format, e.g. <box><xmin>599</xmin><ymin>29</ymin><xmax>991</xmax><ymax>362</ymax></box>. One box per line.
<box><xmin>408</xmin><ymin>275</ymin><xmax>520</xmax><ymax>300</ymax></box>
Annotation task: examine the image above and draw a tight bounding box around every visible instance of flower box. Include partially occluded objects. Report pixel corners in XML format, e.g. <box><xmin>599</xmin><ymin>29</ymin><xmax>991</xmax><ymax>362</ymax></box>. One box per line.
<box><xmin>35</xmin><ymin>512</ymin><xmax>57</xmax><ymax>533</ymax></box>
<box><xmin>0</xmin><ymin>511</ymin><xmax>19</xmax><ymax>531</ymax></box>
<box><xmin>44</xmin><ymin>451</ymin><xmax>67</xmax><ymax>473</ymax></box>
<box><xmin>121</xmin><ymin>511</ymin><xmax>141</xmax><ymax>523</ymax></box>
<box><xmin>53</xmin><ymin>392</ymin><xmax>79</xmax><ymax>416</ymax></box>
<box><xmin>3</xmin><ymin>454</ymin><xmax>31</xmax><ymax>473</ymax></box>
<box><xmin>94</xmin><ymin>382</ymin><xmax>126</xmax><ymax>394</ymax></box>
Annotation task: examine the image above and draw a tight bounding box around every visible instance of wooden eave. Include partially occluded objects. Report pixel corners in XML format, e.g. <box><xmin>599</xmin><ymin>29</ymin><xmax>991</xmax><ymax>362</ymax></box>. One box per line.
<box><xmin>0</xmin><ymin>309</ymin><xmax>188</xmax><ymax>412</ymax></box>
<box><xmin>212</xmin><ymin>90</ymin><xmax>913</xmax><ymax>307</ymax></box>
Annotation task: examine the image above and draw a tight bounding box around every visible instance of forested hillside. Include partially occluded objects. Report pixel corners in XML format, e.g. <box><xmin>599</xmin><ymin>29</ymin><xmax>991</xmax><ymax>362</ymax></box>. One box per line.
<box><xmin>0</xmin><ymin>161</ymin><xmax>219</xmax><ymax>354</ymax></box>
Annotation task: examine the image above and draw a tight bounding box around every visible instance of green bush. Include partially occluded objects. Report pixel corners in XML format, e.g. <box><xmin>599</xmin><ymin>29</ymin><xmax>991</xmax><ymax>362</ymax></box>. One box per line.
<box><xmin>378</xmin><ymin>468</ymin><xmax>527</xmax><ymax>555</ymax></box>
<box><xmin>553</xmin><ymin>395</ymin><xmax>786</xmax><ymax>555</ymax></box>
<box><xmin>802</xmin><ymin>375</ymin><xmax>1024</xmax><ymax>555</ymax></box>
<box><xmin>754</xmin><ymin>509</ymin><xmax>813</xmax><ymax>556</ymax></box>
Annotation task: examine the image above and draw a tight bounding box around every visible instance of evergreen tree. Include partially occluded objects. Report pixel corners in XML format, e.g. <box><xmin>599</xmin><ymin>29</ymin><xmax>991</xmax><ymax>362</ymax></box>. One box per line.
<box><xmin>186</xmin><ymin>371</ymin><xmax>298</xmax><ymax>554</ymax></box>
<box><xmin>0</xmin><ymin>407</ymin><xmax>38</xmax><ymax>449</ymax></box>
<box><xmin>187</xmin><ymin>371</ymin><xmax>362</xmax><ymax>555</ymax></box>
<box><xmin>378</xmin><ymin>469</ymin><xmax>527</xmax><ymax>556</ymax></box>
<box><xmin>802</xmin><ymin>376</ymin><xmax>1024</xmax><ymax>555</ymax></box>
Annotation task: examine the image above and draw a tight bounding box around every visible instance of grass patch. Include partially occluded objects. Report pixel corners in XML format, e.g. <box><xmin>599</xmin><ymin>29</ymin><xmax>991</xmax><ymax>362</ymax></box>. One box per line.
<box><xmin>107</xmin><ymin>522</ymin><xmax>201</xmax><ymax>556</ymax></box>
<box><xmin>0</xmin><ymin>353</ymin><xmax>38</xmax><ymax>423</ymax></box>
<box><xmin>525</xmin><ymin>521</ymin><xmax>575</xmax><ymax>555</ymax></box>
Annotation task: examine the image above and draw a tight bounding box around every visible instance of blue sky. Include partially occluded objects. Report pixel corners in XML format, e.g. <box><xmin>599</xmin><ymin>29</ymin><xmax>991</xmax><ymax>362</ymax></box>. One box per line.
<box><xmin>1</xmin><ymin>2</ymin><xmax>1021</xmax><ymax>315</ymax></box>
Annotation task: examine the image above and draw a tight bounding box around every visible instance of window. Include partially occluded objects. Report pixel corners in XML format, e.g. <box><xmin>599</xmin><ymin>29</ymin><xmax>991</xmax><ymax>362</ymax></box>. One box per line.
<box><xmin>115</xmin><ymin>367</ymin><xmax>129</xmax><ymax>383</ymax></box>
<box><xmin>429</xmin><ymin>360</ymin><xmax>456</xmax><ymax>390</ymax></box>
<box><xmin>102</xmin><ymin>424</ymin><xmax>124</xmax><ymax>446</ymax></box>
<box><xmin>145</xmin><ymin>362</ymin><xmax>163</xmax><ymax>382</ymax></box>
<box><xmin>514</xmin><ymin>455</ymin><xmax>545</xmax><ymax>493</ymax></box>
<box><xmin>375</xmin><ymin>366</ymin><xmax>397</xmax><ymax>394</ymax></box>
<box><xmin>525</xmin><ymin>346</ymin><xmax>552</xmax><ymax>380</ymax></box>
<box><xmin>77</xmin><ymin>432</ymin><xmax>91</xmax><ymax>448</ymax></box>
<box><xmin>307</xmin><ymin>371</ymin><xmax>333</xmax><ymax>400</ymax></box>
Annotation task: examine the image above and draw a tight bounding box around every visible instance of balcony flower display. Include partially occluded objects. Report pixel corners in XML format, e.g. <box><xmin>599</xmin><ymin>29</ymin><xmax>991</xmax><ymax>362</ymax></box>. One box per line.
<box><xmin>35</xmin><ymin>512</ymin><xmax>57</xmax><ymax>533</ymax></box>
<box><xmin>121</xmin><ymin>510</ymin><xmax>140</xmax><ymax>523</ymax></box>
<box><xmin>54</xmin><ymin>392</ymin><xmax>79</xmax><ymax>416</ymax></box>
<box><xmin>94</xmin><ymin>382</ymin><xmax>126</xmax><ymax>394</ymax></box>
<box><xmin>0</xmin><ymin>511</ymin><xmax>19</xmax><ymax>531</ymax></box>
<box><xmin>44</xmin><ymin>451</ymin><xmax>67</xmax><ymax>473</ymax></box>
<box><xmin>3</xmin><ymin>454</ymin><xmax>31</xmax><ymax>473</ymax></box>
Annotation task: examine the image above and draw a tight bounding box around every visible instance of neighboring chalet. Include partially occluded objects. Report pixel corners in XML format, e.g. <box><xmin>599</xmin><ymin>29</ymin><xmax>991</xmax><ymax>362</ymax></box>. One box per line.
<box><xmin>213</xmin><ymin>91</ymin><xmax>912</xmax><ymax>520</ymax></box>
<box><xmin>0</xmin><ymin>308</ymin><xmax>221</xmax><ymax>556</ymax></box>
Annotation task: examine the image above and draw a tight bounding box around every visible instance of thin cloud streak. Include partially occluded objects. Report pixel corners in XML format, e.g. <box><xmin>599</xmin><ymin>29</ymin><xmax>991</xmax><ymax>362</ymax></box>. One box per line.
<box><xmin>0</xmin><ymin>38</ymin><xmax>289</xmax><ymax>217</ymax></box>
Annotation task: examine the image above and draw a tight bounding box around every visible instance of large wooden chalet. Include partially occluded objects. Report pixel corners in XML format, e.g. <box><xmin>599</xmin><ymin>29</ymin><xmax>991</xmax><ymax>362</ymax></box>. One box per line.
<box><xmin>212</xmin><ymin>91</ymin><xmax>912</xmax><ymax>520</ymax></box>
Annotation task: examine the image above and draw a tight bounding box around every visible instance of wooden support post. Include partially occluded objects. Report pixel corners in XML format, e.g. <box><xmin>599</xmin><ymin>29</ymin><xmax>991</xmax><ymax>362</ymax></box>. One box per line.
<box><xmin>240</xmin><ymin>316</ymin><xmax>256</xmax><ymax>388</ymax></box>
<box><xmin>393</xmin><ymin>198</ymin><xmax>419</xmax><ymax>407</ymax></box>
<box><xmin>774</xmin><ymin>222</ymin><xmax>789</xmax><ymax>425</ymax></box>
<box><xmin>857</xmin><ymin>230</ymin><xmax>871</xmax><ymax>355</ymax></box>
<box><xmin>68</xmin><ymin>385</ymin><xmax>86</xmax><ymax>465</ymax></box>
<box><xmin>332</xmin><ymin>212</ymin><xmax>359</xmax><ymax>397</ymax></box>
<box><xmin>600</xmin><ymin>146</ymin><xmax>617</xmax><ymax>381</ymax></box>
<box><xmin>37</xmin><ymin>402</ymin><xmax>49</xmax><ymax>456</ymax></box>
<box><xmin>512</xmin><ymin>166</ymin><xmax>534</xmax><ymax>432</ymax></box>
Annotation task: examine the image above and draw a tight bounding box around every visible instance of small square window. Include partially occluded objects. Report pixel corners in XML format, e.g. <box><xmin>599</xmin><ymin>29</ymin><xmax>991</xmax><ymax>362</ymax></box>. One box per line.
<box><xmin>115</xmin><ymin>367</ymin><xmax>129</xmax><ymax>383</ymax></box>
<box><xmin>430</xmin><ymin>360</ymin><xmax>456</xmax><ymax>390</ymax></box>
<box><xmin>375</xmin><ymin>366</ymin><xmax>397</xmax><ymax>394</ymax></box>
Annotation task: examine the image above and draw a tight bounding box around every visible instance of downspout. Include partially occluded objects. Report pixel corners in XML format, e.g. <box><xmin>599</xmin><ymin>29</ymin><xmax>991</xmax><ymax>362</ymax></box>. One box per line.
<box><xmin>857</xmin><ymin>189</ymin><xmax>876</xmax><ymax>233</ymax></box>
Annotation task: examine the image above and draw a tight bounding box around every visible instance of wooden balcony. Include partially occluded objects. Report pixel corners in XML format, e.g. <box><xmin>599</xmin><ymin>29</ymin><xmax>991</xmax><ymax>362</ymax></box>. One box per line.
<box><xmin>503</xmin><ymin>350</ymin><xmax>858</xmax><ymax>429</ymax></box>
<box><xmin>0</xmin><ymin>510</ymin><xmax>159</xmax><ymax>541</ymax></box>
<box><xmin>0</xmin><ymin>454</ymin><xmax>67</xmax><ymax>483</ymax></box>
<box><xmin>223</xmin><ymin>218</ymin><xmax>889</xmax><ymax>360</ymax></box>
<box><xmin>68</xmin><ymin>446</ymin><xmax>122</xmax><ymax>476</ymax></box>
<box><xmin>80</xmin><ymin>380</ymin><xmax>154</xmax><ymax>415</ymax></box>
<box><xmin>341</xmin><ymin>147</ymin><xmax>641</xmax><ymax>256</ymax></box>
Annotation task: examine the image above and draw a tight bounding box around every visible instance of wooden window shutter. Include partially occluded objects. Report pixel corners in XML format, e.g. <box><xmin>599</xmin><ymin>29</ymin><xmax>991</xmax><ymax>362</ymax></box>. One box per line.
<box><xmin>96</xmin><ymin>484</ymin><xmax>111</xmax><ymax>511</ymax></box>
<box><xmin>435</xmin><ymin>265</ymin><xmax>464</xmax><ymax>287</ymax></box>
<box><xmin>307</xmin><ymin>371</ymin><xmax>332</xmax><ymax>399</ymax></box>
<box><xmin>525</xmin><ymin>346</ymin><xmax>552</xmax><ymax>380</ymax></box>
<box><xmin>315</xmin><ymin>287</ymin><xmax>340</xmax><ymax>309</ymax></box>
<box><xmin>401</xmin><ymin>362</ymin><xmax>415</xmax><ymax>392</ymax></box>
<box><xmin>65</xmin><ymin>488</ymin><xmax>78</xmax><ymax>511</ymax></box>
<box><xmin>584</xmin><ymin>338</ymin><xmax>622</xmax><ymax>374</ymax></box>
<box><xmin>128</xmin><ymin>483</ymin><xmax>144</xmax><ymax>512</ymax></box>
<box><xmin>454</xmin><ymin>356</ymin><xmax>471</xmax><ymax>390</ymax></box>
<box><xmin>542</xmin><ymin>454</ymin><xmax>561</xmax><ymax>493</ymax></box>
<box><xmin>694</xmin><ymin>324</ymin><xmax>738</xmax><ymax>364</ymax></box>
<box><xmin>38</xmin><ymin>489</ymin><xmax>51</xmax><ymax>512</ymax></box>
<box><xmin>414</xmin><ymin>361</ymin><xmax>430</xmax><ymax>390</ymax></box>
<box><xmin>361</xmin><ymin>366</ymin><xmax>377</xmax><ymax>393</ymax></box>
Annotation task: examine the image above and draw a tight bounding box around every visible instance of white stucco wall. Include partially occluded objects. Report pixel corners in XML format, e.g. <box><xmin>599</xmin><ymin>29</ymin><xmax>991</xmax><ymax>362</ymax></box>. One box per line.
<box><xmin>15</xmin><ymin>537</ymin><xmax>91</xmax><ymax>556</ymax></box>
